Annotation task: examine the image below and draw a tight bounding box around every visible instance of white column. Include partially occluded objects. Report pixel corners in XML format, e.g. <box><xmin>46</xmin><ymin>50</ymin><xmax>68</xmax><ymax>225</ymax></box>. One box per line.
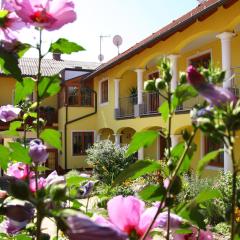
<box><xmin>168</xmin><ymin>54</ymin><xmax>179</xmax><ymax>91</ymax></box>
<box><xmin>114</xmin><ymin>79</ymin><xmax>121</xmax><ymax>109</ymax></box>
<box><xmin>200</xmin><ymin>132</ymin><xmax>205</xmax><ymax>159</ymax></box>
<box><xmin>224</xmin><ymin>146</ymin><xmax>233</xmax><ymax>173</ymax></box>
<box><xmin>217</xmin><ymin>32</ymin><xmax>235</xmax><ymax>88</ymax></box>
<box><xmin>96</xmin><ymin>134</ymin><xmax>101</xmax><ymax>142</ymax></box>
<box><xmin>138</xmin><ymin>147</ymin><xmax>144</xmax><ymax>160</ymax></box>
<box><xmin>135</xmin><ymin>69</ymin><xmax>144</xmax><ymax>105</ymax></box>
<box><xmin>171</xmin><ymin>134</ymin><xmax>179</xmax><ymax>147</ymax></box>
<box><xmin>114</xmin><ymin>134</ymin><xmax>121</xmax><ymax>147</ymax></box>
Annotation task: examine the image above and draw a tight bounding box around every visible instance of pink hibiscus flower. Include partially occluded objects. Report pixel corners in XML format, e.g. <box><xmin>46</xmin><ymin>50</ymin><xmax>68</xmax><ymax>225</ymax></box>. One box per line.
<box><xmin>0</xmin><ymin>1</ymin><xmax>25</xmax><ymax>41</ymax></box>
<box><xmin>12</xmin><ymin>0</ymin><xmax>76</xmax><ymax>31</ymax></box>
<box><xmin>107</xmin><ymin>196</ymin><xmax>181</xmax><ymax>239</ymax></box>
<box><xmin>29</xmin><ymin>177</ymin><xmax>46</xmax><ymax>192</ymax></box>
<box><xmin>6</xmin><ymin>162</ymin><xmax>29</xmax><ymax>180</ymax></box>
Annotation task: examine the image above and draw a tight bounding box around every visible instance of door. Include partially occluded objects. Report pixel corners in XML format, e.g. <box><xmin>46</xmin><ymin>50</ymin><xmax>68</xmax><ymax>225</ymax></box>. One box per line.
<box><xmin>159</xmin><ymin>134</ymin><xmax>167</xmax><ymax>160</ymax></box>
<box><xmin>46</xmin><ymin>149</ymin><xmax>58</xmax><ymax>172</ymax></box>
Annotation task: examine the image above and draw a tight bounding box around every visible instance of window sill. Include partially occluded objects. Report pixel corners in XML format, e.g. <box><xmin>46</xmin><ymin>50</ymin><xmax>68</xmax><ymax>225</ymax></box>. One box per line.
<box><xmin>72</xmin><ymin>154</ymin><xmax>87</xmax><ymax>156</ymax></box>
<box><xmin>99</xmin><ymin>102</ymin><xmax>109</xmax><ymax>107</ymax></box>
<box><xmin>205</xmin><ymin>165</ymin><xmax>223</xmax><ymax>171</ymax></box>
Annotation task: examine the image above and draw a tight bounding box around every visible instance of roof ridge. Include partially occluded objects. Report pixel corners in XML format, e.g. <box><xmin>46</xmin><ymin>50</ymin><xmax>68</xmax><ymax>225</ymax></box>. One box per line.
<box><xmin>85</xmin><ymin>0</ymin><xmax>231</xmax><ymax>79</ymax></box>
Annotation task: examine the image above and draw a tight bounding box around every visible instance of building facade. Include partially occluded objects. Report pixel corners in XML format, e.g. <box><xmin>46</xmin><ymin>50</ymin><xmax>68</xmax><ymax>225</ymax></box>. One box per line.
<box><xmin>58</xmin><ymin>0</ymin><xmax>240</xmax><ymax>176</ymax></box>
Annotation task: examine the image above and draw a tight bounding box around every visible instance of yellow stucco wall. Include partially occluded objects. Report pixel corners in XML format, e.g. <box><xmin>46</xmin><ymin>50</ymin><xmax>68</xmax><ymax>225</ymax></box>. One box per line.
<box><xmin>60</xmin><ymin>2</ymin><xmax>240</xmax><ymax>172</ymax></box>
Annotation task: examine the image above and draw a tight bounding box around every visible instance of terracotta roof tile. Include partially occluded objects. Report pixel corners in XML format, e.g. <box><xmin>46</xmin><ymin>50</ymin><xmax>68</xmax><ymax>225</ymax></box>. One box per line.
<box><xmin>1</xmin><ymin>58</ymin><xmax>100</xmax><ymax>77</ymax></box>
<box><xmin>85</xmin><ymin>0</ymin><xmax>236</xmax><ymax>79</ymax></box>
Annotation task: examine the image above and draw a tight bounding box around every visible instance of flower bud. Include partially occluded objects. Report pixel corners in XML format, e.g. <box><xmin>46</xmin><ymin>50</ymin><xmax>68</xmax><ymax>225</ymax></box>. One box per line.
<box><xmin>155</xmin><ymin>78</ymin><xmax>166</xmax><ymax>90</ymax></box>
<box><xmin>144</xmin><ymin>80</ymin><xmax>156</xmax><ymax>92</ymax></box>
<box><xmin>29</xmin><ymin>139</ymin><xmax>48</xmax><ymax>165</ymax></box>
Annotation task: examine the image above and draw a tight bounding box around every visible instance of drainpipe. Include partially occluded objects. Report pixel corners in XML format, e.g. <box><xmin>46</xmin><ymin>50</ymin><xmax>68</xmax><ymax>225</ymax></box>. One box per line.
<box><xmin>64</xmin><ymin>89</ymin><xmax>97</xmax><ymax>170</ymax></box>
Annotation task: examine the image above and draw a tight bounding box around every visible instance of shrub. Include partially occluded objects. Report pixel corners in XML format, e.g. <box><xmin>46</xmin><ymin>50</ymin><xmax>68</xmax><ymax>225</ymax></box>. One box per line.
<box><xmin>86</xmin><ymin>140</ymin><xmax>136</xmax><ymax>185</ymax></box>
<box><xmin>177</xmin><ymin>172</ymin><xmax>223</xmax><ymax>225</ymax></box>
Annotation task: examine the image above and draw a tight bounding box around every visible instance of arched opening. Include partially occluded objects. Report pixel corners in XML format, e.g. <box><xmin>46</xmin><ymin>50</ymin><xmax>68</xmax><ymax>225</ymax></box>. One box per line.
<box><xmin>98</xmin><ymin>128</ymin><xmax>114</xmax><ymax>142</ymax></box>
<box><xmin>117</xmin><ymin>127</ymin><xmax>136</xmax><ymax>146</ymax></box>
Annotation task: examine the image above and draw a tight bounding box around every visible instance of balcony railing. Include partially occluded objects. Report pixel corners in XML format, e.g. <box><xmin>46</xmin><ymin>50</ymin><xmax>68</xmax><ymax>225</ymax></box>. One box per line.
<box><xmin>141</xmin><ymin>92</ymin><xmax>162</xmax><ymax>116</ymax></box>
<box><xmin>176</xmin><ymin>95</ymin><xmax>204</xmax><ymax>112</ymax></box>
<box><xmin>231</xmin><ymin>67</ymin><xmax>240</xmax><ymax>97</ymax></box>
<box><xmin>117</xmin><ymin>96</ymin><xmax>137</xmax><ymax>118</ymax></box>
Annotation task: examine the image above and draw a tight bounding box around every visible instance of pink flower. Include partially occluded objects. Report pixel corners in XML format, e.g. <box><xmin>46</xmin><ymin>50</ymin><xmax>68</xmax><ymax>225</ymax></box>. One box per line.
<box><xmin>0</xmin><ymin>105</ymin><xmax>21</xmax><ymax>122</ymax></box>
<box><xmin>187</xmin><ymin>66</ymin><xmax>237</xmax><ymax>106</ymax></box>
<box><xmin>65</xmin><ymin>213</ymin><xmax>127</xmax><ymax>240</ymax></box>
<box><xmin>6</xmin><ymin>162</ymin><xmax>28</xmax><ymax>180</ymax></box>
<box><xmin>107</xmin><ymin>196</ymin><xmax>145</xmax><ymax>235</ymax></box>
<box><xmin>13</xmin><ymin>0</ymin><xmax>76</xmax><ymax>31</ymax></box>
<box><xmin>107</xmin><ymin>196</ymin><xmax>177</xmax><ymax>238</ymax></box>
<box><xmin>29</xmin><ymin>177</ymin><xmax>46</xmax><ymax>192</ymax></box>
<box><xmin>0</xmin><ymin>1</ymin><xmax>25</xmax><ymax>42</ymax></box>
<box><xmin>173</xmin><ymin>227</ymin><xmax>213</xmax><ymax>240</ymax></box>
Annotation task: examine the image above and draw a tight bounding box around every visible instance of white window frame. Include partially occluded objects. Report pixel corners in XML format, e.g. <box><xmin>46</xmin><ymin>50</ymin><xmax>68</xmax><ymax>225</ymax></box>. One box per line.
<box><xmin>186</xmin><ymin>49</ymin><xmax>212</xmax><ymax>67</ymax></box>
<box><xmin>99</xmin><ymin>78</ymin><xmax>109</xmax><ymax>106</ymax></box>
<box><xmin>71</xmin><ymin>130</ymin><xmax>96</xmax><ymax>156</ymax></box>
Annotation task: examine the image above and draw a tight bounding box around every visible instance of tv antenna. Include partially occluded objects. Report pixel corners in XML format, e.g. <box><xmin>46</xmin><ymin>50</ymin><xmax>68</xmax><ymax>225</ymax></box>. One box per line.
<box><xmin>98</xmin><ymin>35</ymin><xmax>110</xmax><ymax>62</ymax></box>
<box><xmin>113</xmin><ymin>35</ymin><xmax>123</xmax><ymax>55</ymax></box>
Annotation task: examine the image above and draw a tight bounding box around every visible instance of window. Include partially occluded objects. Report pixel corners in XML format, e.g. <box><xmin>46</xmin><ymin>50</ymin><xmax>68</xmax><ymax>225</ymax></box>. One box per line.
<box><xmin>72</xmin><ymin>132</ymin><xmax>94</xmax><ymax>156</ymax></box>
<box><xmin>205</xmin><ymin>137</ymin><xmax>224</xmax><ymax>167</ymax></box>
<box><xmin>148</xmin><ymin>71</ymin><xmax>159</xmax><ymax>80</ymax></box>
<box><xmin>68</xmin><ymin>86</ymin><xmax>79</xmax><ymax>105</ymax></box>
<box><xmin>100</xmin><ymin>80</ymin><xmax>108</xmax><ymax>104</ymax></box>
<box><xmin>189</xmin><ymin>52</ymin><xmax>211</xmax><ymax>69</ymax></box>
<box><xmin>67</xmin><ymin>85</ymin><xmax>93</xmax><ymax>107</ymax></box>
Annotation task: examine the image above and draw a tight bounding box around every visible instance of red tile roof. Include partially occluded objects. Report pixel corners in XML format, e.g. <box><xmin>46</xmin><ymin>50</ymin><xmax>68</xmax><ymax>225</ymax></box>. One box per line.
<box><xmin>84</xmin><ymin>0</ymin><xmax>237</xmax><ymax>80</ymax></box>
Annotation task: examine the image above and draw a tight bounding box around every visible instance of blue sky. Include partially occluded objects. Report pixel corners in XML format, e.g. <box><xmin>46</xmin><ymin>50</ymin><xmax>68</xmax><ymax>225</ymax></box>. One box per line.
<box><xmin>19</xmin><ymin>0</ymin><xmax>198</xmax><ymax>62</ymax></box>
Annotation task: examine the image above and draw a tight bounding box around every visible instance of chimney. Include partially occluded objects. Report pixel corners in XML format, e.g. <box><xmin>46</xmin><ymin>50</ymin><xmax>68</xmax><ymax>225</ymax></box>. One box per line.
<box><xmin>53</xmin><ymin>52</ymin><xmax>61</xmax><ymax>61</ymax></box>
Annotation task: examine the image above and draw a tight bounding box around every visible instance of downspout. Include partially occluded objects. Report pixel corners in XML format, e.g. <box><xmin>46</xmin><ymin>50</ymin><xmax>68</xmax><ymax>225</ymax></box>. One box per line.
<box><xmin>64</xmin><ymin>90</ymin><xmax>97</xmax><ymax>170</ymax></box>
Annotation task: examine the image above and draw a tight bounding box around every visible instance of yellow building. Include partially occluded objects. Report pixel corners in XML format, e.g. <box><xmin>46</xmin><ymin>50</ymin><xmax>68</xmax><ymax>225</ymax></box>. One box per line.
<box><xmin>0</xmin><ymin>56</ymin><xmax>99</xmax><ymax>172</ymax></box>
<box><xmin>58</xmin><ymin>0</ymin><xmax>240</xmax><ymax>175</ymax></box>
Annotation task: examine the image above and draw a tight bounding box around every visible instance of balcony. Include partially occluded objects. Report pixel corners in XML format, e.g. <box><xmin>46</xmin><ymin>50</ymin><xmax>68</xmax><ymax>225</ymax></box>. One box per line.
<box><xmin>116</xmin><ymin>96</ymin><xmax>137</xmax><ymax>119</ymax></box>
<box><xmin>115</xmin><ymin>91</ymin><xmax>204</xmax><ymax>119</ymax></box>
<box><xmin>230</xmin><ymin>67</ymin><xmax>240</xmax><ymax>97</ymax></box>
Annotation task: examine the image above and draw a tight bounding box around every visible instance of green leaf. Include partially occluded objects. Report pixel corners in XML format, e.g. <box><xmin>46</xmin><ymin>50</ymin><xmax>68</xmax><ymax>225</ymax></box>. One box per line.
<box><xmin>0</xmin><ymin>47</ymin><xmax>22</xmax><ymax>82</ymax></box>
<box><xmin>138</xmin><ymin>184</ymin><xmax>165</xmax><ymax>201</ymax></box>
<box><xmin>159</xmin><ymin>101</ymin><xmax>169</xmax><ymax>122</ymax></box>
<box><xmin>66</xmin><ymin>175</ymin><xmax>87</xmax><ymax>187</ymax></box>
<box><xmin>126</xmin><ymin>131</ymin><xmax>159</xmax><ymax>157</ymax></box>
<box><xmin>49</xmin><ymin>38</ymin><xmax>85</xmax><ymax>54</ymax></box>
<box><xmin>38</xmin><ymin>75</ymin><xmax>61</xmax><ymax>99</ymax></box>
<box><xmin>175</xmin><ymin>229</ymin><xmax>193</xmax><ymax>234</ymax></box>
<box><xmin>14</xmin><ymin>234</ymin><xmax>32</xmax><ymax>240</ymax></box>
<box><xmin>195</xmin><ymin>189</ymin><xmax>222</xmax><ymax>203</ymax></box>
<box><xmin>37</xmin><ymin>166</ymin><xmax>50</xmax><ymax>172</ymax></box>
<box><xmin>9</xmin><ymin>121</ymin><xmax>22</xmax><ymax>131</ymax></box>
<box><xmin>0</xmin><ymin>130</ymin><xmax>19</xmax><ymax>137</ymax></box>
<box><xmin>9</xmin><ymin>142</ymin><xmax>31</xmax><ymax>164</ymax></box>
<box><xmin>16</xmin><ymin>43</ymin><xmax>31</xmax><ymax>58</ymax></box>
<box><xmin>40</xmin><ymin>129</ymin><xmax>62</xmax><ymax>150</ymax></box>
<box><xmin>14</xmin><ymin>77</ymin><xmax>35</xmax><ymax>104</ymax></box>
<box><xmin>178</xmin><ymin>204</ymin><xmax>206</xmax><ymax>229</ymax></box>
<box><xmin>113</xmin><ymin>160</ymin><xmax>161</xmax><ymax>186</ymax></box>
<box><xmin>197</xmin><ymin>149</ymin><xmax>223</xmax><ymax>175</ymax></box>
<box><xmin>0</xmin><ymin>145</ymin><xmax>10</xmax><ymax>170</ymax></box>
<box><xmin>171</xmin><ymin>142</ymin><xmax>196</xmax><ymax>174</ymax></box>
<box><xmin>172</xmin><ymin>84</ymin><xmax>198</xmax><ymax>110</ymax></box>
